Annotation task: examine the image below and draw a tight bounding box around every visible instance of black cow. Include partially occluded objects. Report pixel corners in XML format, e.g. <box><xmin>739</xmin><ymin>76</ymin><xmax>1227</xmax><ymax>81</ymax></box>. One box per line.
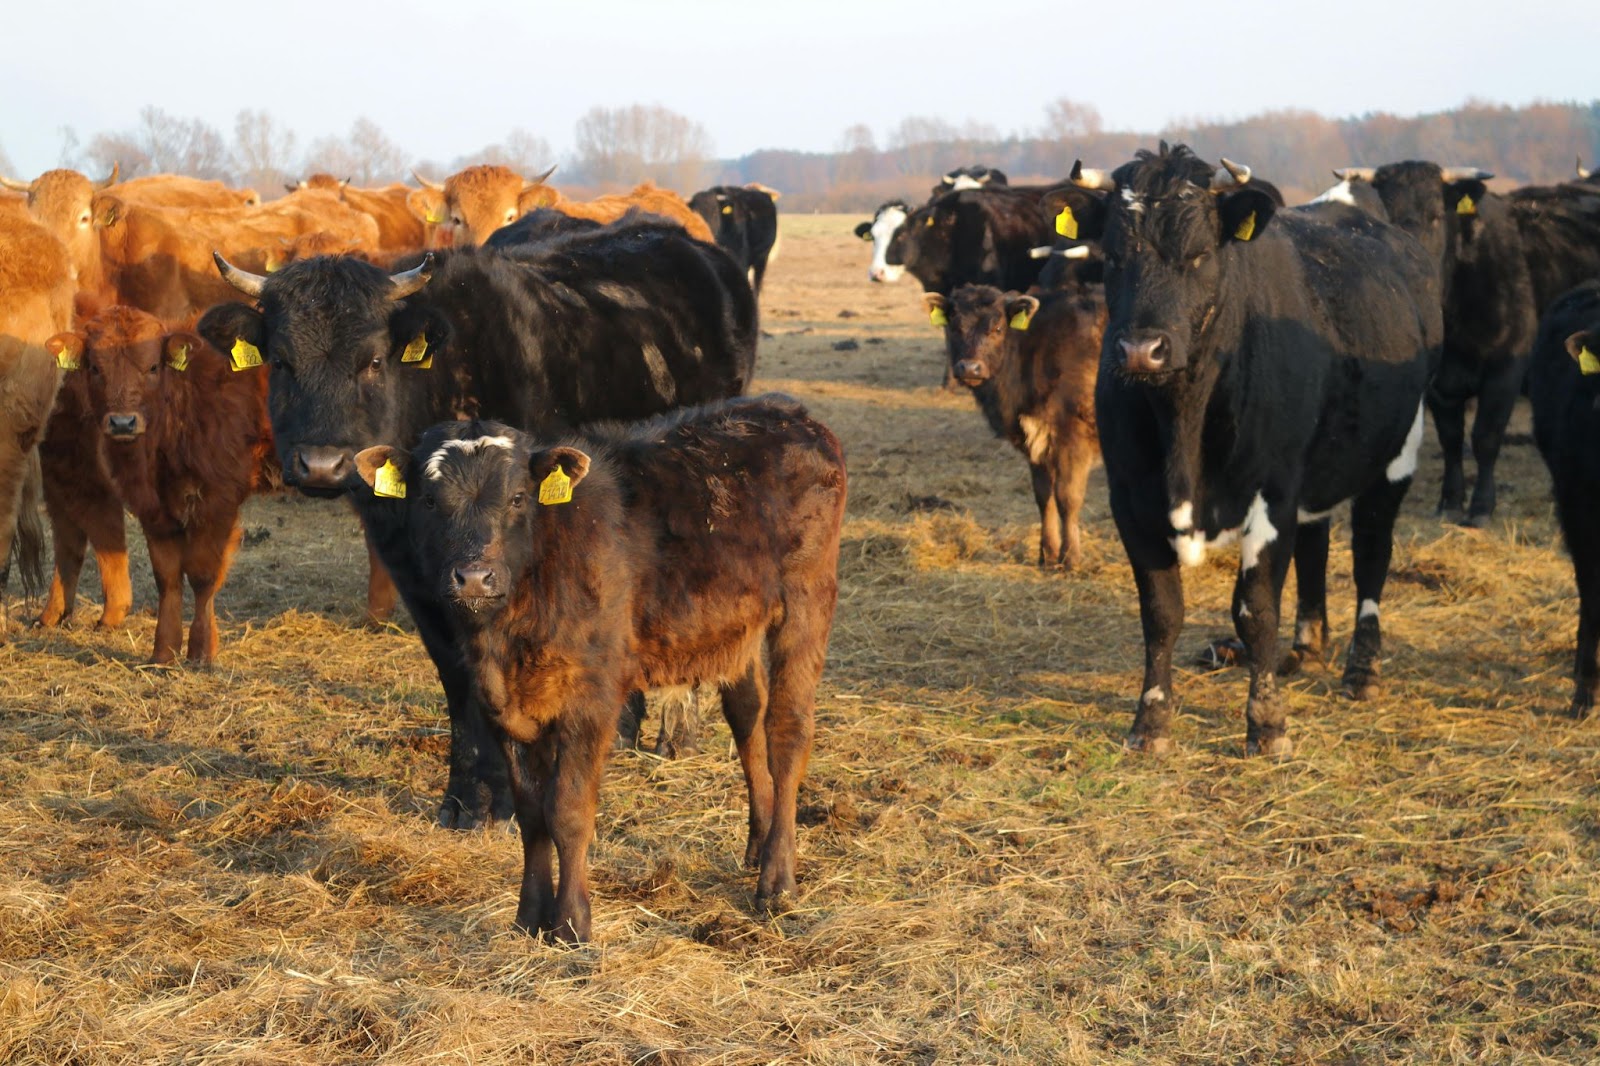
<box><xmin>1530</xmin><ymin>280</ymin><xmax>1600</xmax><ymax>718</ymax></box>
<box><xmin>690</xmin><ymin>185</ymin><xmax>781</xmax><ymax>295</ymax></box>
<box><xmin>483</xmin><ymin>207</ymin><xmax>604</xmax><ymax>248</ymax></box>
<box><xmin>1507</xmin><ymin>180</ymin><xmax>1600</xmax><ymax>317</ymax></box>
<box><xmin>198</xmin><ymin>215</ymin><xmax>758</xmax><ymax>829</ymax></box>
<box><xmin>1334</xmin><ymin>162</ymin><xmax>1535</xmax><ymax>525</ymax></box>
<box><xmin>925</xmin><ymin>284</ymin><xmax>1105</xmax><ymax>569</ymax></box>
<box><xmin>1045</xmin><ymin>144</ymin><xmax>1441</xmax><ymax>756</ymax></box>
<box><xmin>935</xmin><ymin>164</ymin><xmax>1008</xmax><ymax>195</ymax></box>
<box><xmin>888</xmin><ymin>185</ymin><xmax>1055</xmax><ymax>296</ymax></box>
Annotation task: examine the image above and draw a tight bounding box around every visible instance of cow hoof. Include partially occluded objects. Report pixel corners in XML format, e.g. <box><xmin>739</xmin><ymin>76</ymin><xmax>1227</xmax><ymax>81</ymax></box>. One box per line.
<box><xmin>1341</xmin><ymin>676</ymin><xmax>1384</xmax><ymax>701</ymax></box>
<box><xmin>754</xmin><ymin>889</ymin><xmax>793</xmax><ymax>918</ymax></box>
<box><xmin>435</xmin><ymin>791</ymin><xmax>507</xmax><ymax>831</ymax></box>
<box><xmin>1246</xmin><ymin>735</ymin><xmax>1294</xmax><ymax>758</ymax></box>
<box><xmin>1570</xmin><ymin>693</ymin><xmax>1596</xmax><ymax>720</ymax></box>
<box><xmin>1436</xmin><ymin>505</ymin><xmax>1465</xmax><ymax>524</ymax></box>
<box><xmin>1460</xmin><ymin>512</ymin><xmax>1490</xmax><ymax>530</ymax></box>
<box><xmin>1195</xmin><ymin>637</ymin><xmax>1244</xmax><ymax>671</ymax></box>
<box><xmin>1124</xmin><ymin>733</ymin><xmax>1174</xmax><ymax>756</ymax></box>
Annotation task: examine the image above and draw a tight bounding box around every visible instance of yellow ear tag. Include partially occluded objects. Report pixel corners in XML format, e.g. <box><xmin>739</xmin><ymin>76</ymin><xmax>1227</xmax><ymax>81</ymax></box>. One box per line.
<box><xmin>1009</xmin><ymin>311</ymin><xmax>1031</xmax><ymax>331</ymax></box>
<box><xmin>55</xmin><ymin>349</ymin><xmax>80</xmax><ymax>371</ymax></box>
<box><xmin>929</xmin><ymin>306</ymin><xmax>947</xmax><ymax>327</ymax></box>
<box><xmin>538</xmin><ymin>466</ymin><xmax>572</xmax><ymax>505</ymax></box>
<box><xmin>167</xmin><ymin>343</ymin><xmax>189</xmax><ymax>372</ymax></box>
<box><xmin>1580</xmin><ymin>346</ymin><xmax>1600</xmax><ymax>376</ymax></box>
<box><xmin>1456</xmin><ymin>195</ymin><xmax>1477</xmax><ymax>216</ymax></box>
<box><xmin>401</xmin><ymin>335</ymin><xmax>429</xmax><ymax>365</ymax></box>
<box><xmin>264</xmin><ymin>253</ymin><xmax>282</xmax><ymax>273</ymax></box>
<box><xmin>924</xmin><ymin>216</ymin><xmax>934</xmax><ymax>227</ymax></box>
<box><xmin>1055</xmin><ymin>205</ymin><xmax>1078</xmax><ymax>240</ymax></box>
<box><xmin>721</xmin><ymin>204</ymin><xmax>733</xmax><ymax>215</ymax></box>
<box><xmin>230</xmin><ymin>337</ymin><xmax>263</xmax><ymax>371</ymax></box>
<box><xmin>425</xmin><ymin>211</ymin><xmax>444</xmax><ymax>224</ymax></box>
<box><xmin>373</xmin><ymin>459</ymin><xmax>406</xmax><ymax>499</ymax></box>
<box><xmin>1234</xmin><ymin>212</ymin><xmax>1257</xmax><ymax>242</ymax></box>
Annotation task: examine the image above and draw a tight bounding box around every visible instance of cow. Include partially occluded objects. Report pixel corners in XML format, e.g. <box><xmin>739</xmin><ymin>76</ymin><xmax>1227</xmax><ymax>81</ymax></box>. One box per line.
<box><xmin>925</xmin><ymin>284</ymin><xmax>1105</xmax><ymax>569</ymax></box>
<box><xmin>855</xmin><ymin>200</ymin><xmax>912</xmax><ymax>283</ymax></box>
<box><xmin>289</xmin><ymin>175</ymin><xmax>427</xmax><ymax>261</ymax></box>
<box><xmin>936</xmin><ymin>165</ymin><xmax>1008</xmax><ymax>194</ymax></box>
<box><xmin>409</xmin><ymin>166</ymin><xmax>713</xmax><ymax>246</ymax></box>
<box><xmin>0</xmin><ymin>213</ymin><xmax>70</xmax><ymax>629</ymax></box>
<box><xmin>1044</xmin><ymin>144</ymin><xmax>1441</xmax><ymax>756</ymax></box>
<box><xmin>197</xmin><ymin>213</ymin><xmax>759</xmax><ymax>829</ymax></box>
<box><xmin>483</xmin><ymin>208</ymin><xmax>605</xmax><ymax>249</ymax></box>
<box><xmin>37</xmin><ymin>349</ymin><xmax>131</xmax><ymax>631</ymax></box>
<box><xmin>352</xmin><ymin>395</ymin><xmax>845</xmax><ymax>941</ymax></box>
<box><xmin>47</xmin><ymin>307</ymin><xmax>269</xmax><ymax>663</ymax></box>
<box><xmin>1530</xmin><ymin>280</ymin><xmax>1600</xmax><ymax>718</ymax></box>
<box><xmin>887</xmin><ymin>185</ymin><xmax>1055</xmax><ymax>297</ymax></box>
<box><xmin>110</xmin><ymin>174</ymin><xmax>260</xmax><ymax>209</ymax></box>
<box><xmin>1332</xmin><ymin>162</ymin><xmax>1536</xmax><ymax>525</ymax></box>
<box><xmin>689</xmin><ymin>184</ymin><xmax>781</xmax><ymax>294</ymax></box>
<box><xmin>1505</xmin><ymin>180</ymin><xmax>1600</xmax><ymax>317</ymax></box>
<box><xmin>1</xmin><ymin>165</ymin><xmax>121</xmax><ymax>314</ymax></box>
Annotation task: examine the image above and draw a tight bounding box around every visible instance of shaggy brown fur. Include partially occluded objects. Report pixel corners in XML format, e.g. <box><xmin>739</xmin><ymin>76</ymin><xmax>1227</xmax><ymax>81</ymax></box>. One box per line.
<box><xmin>110</xmin><ymin>174</ymin><xmax>260</xmax><ymax>209</ymax></box>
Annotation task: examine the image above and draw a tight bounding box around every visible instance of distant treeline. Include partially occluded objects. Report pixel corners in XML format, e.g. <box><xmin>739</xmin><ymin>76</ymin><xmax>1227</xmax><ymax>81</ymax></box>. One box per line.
<box><xmin>711</xmin><ymin>101</ymin><xmax>1600</xmax><ymax>212</ymax></box>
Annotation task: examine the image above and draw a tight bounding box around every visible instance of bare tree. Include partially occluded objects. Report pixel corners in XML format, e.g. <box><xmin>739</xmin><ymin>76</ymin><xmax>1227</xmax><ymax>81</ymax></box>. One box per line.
<box><xmin>834</xmin><ymin>123</ymin><xmax>878</xmax><ymax>186</ymax></box>
<box><xmin>451</xmin><ymin>127</ymin><xmax>556</xmax><ymax>175</ymax></box>
<box><xmin>233</xmin><ymin>109</ymin><xmax>297</xmax><ymax>191</ymax></box>
<box><xmin>1042</xmin><ymin>97</ymin><xmax>1104</xmax><ymax>141</ymax></box>
<box><xmin>304</xmin><ymin>117</ymin><xmax>410</xmax><ymax>186</ymax></box>
<box><xmin>573</xmin><ymin>104</ymin><xmax>714</xmax><ymax>191</ymax></box>
<box><xmin>0</xmin><ymin>140</ymin><xmax>14</xmax><ymax>178</ymax></box>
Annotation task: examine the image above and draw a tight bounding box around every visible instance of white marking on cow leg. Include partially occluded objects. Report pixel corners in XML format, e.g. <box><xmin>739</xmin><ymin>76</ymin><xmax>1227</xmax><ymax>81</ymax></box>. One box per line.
<box><xmin>1172</xmin><ymin>531</ymin><xmax>1208</xmax><ymax>567</ymax></box>
<box><xmin>641</xmin><ymin>343</ymin><xmax>677</xmax><ymax>404</ymax></box>
<box><xmin>423</xmin><ymin>435</ymin><xmax>515</xmax><ymax>479</ymax></box>
<box><xmin>1312</xmin><ymin>179</ymin><xmax>1356</xmax><ymax>206</ymax></box>
<box><xmin>747</xmin><ymin>267</ymin><xmax>756</xmax><ymax>289</ymax></box>
<box><xmin>1239</xmin><ymin>492</ymin><xmax>1279</xmax><ymax>573</ymax></box>
<box><xmin>1142</xmin><ymin>686</ymin><xmax>1164</xmax><ymax>704</ymax></box>
<box><xmin>1359</xmin><ymin>599</ymin><xmax>1380</xmax><ymax>620</ymax></box>
<box><xmin>1387</xmin><ymin>402</ymin><xmax>1425</xmax><ymax>482</ymax></box>
<box><xmin>1170</xmin><ymin>501</ymin><xmax>1194</xmax><ymax>532</ymax></box>
<box><xmin>1238</xmin><ymin>603</ymin><xmax>1252</xmax><ymax>618</ymax></box>
<box><xmin>1017</xmin><ymin>414</ymin><xmax>1053</xmax><ymax>463</ymax></box>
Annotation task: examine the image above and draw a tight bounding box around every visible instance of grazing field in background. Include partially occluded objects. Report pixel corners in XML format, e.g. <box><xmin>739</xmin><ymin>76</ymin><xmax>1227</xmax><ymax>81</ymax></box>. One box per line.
<box><xmin>2</xmin><ymin>216</ymin><xmax>1598</xmax><ymax>1064</ymax></box>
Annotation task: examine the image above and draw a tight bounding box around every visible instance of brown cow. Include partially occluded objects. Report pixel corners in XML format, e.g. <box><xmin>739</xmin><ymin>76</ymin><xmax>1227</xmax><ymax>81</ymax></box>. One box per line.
<box><xmin>48</xmin><ymin>307</ymin><xmax>269</xmax><ymax>663</ymax></box>
<box><xmin>355</xmin><ymin>396</ymin><xmax>846</xmax><ymax>941</ymax></box>
<box><xmin>410</xmin><ymin>165</ymin><xmax>714</xmax><ymax>245</ymax></box>
<box><xmin>110</xmin><ymin>174</ymin><xmax>261</xmax><ymax>209</ymax></box>
<box><xmin>0</xmin><ymin>214</ymin><xmax>73</xmax><ymax>629</ymax></box>
<box><xmin>925</xmin><ymin>284</ymin><xmax>1106</xmax><ymax>570</ymax></box>
<box><xmin>0</xmin><ymin>165</ymin><xmax>121</xmax><ymax>314</ymax></box>
<box><xmin>293</xmin><ymin>174</ymin><xmax>426</xmax><ymax>260</ymax></box>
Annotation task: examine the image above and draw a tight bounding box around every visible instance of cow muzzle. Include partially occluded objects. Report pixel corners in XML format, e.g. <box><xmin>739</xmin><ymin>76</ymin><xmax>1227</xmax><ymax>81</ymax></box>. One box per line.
<box><xmin>450</xmin><ymin>563</ymin><xmax>503</xmax><ymax>610</ymax></box>
<box><xmin>103</xmin><ymin>413</ymin><xmax>144</xmax><ymax>440</ymax></box>
<box><xmin>953</xmin><ymin>360</ymin><xmax>988</xmax><ymax>386</ymax></box>
<box><xmin>1118</xmin><ymin>332</ymin><xmax>1175</xmax><ymax>375</ymax></box>
<box><xmin>287</xmin><ymin>445</ymin><xmax>354</xmax><ymax>495</ymax></box>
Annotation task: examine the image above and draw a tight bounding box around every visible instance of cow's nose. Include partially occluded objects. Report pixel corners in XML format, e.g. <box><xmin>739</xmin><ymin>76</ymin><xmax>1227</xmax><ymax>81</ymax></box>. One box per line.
<box><xmin>291</xmin><ymin>447</ymin><xmax>352</xmax><ymax>490</ymax></box>
<box><xmin>954</xmin><ymin>360</ymin><xmax>986</xmax><ymax>383</ymax></box>
<box><xmin>451</xmin><ymin>564</ymin><xmax>496</xmax><ymax>599</ymax></box>
<box><xmin>1119</xmin><ymin>333</ymin><xmax>1170</xmax><ymax>373</ymax></box>
<box><xmin>105</xmin><ymin>413</ymin><xmax>140</xmax><ymax>438</ymax></box>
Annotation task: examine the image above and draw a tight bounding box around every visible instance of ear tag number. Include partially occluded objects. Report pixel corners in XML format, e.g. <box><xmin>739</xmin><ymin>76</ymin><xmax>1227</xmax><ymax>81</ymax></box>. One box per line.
<box><xmin>401</xmin><ymin>335</ymin><xmax>431</xmax><ymax>369</ymax></box>
<box><xmin>1234</xmin><ymin>212</ymin><xmax>1257</xmax><ymax>242</ymax></box>
<box><xmin>373</xmin><ymin>459</ymin><xmax>406</xmax><ymax>499</ymax></box>
<box><xmin>1456</xmin><ymin>196</ymin><xmax>1477</xmax><ymax>217</ymax></box>
<box><xmin>1580</xmin><ymin>346</ymin><xmax>1600</xmax><ymax>376</ymax></box>
<box><xmin>539</xmin><ymin>467</ymin><xmax>573</xmax><ymax>505</ymax></box>
<box><xmin>1055</xmin><ymin>205</ymin><xmax>1078</xmax><ymax>239</ymax></box>
<box><xmin>1009</xmin><ymin>311</ymin><xmax>1031</xmax><ymax>331</ymax></box>
<box><xmin>168</xmin><ymin>343</ymin><xmax>190</xmax><ymax>372</ymax></box>
<box><xmin>929</xmin><ymin>307</ymin><xmax>947</xmax><ymax>327</ymax></box>
<box><xmin>231</xmin><ymin>338</ymin><xmax>263</xmax><ymax>371</ymax></box>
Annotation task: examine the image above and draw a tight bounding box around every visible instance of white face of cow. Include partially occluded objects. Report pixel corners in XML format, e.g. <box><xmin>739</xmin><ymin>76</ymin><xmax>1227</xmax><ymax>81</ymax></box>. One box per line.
<box><xmin>867</xmin><ymin>204</ymin><xmax>907</xmax><ymax>283</ymax></box>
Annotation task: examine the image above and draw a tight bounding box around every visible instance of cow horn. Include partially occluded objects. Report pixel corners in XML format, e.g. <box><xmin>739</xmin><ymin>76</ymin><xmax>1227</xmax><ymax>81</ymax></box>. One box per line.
<box><xmin>213</xmin><ymin>251</ymin><xmax>267</xmax><ymax>297</ymax></box>
<box><xmin>524</xmin><ymin>164</ymin><xmax>557</xmax><ymax>187</ymax></box>
<box><xmin>1577</xmin><ymin>157</ymin><xmax>1591</xmax><ymax>180</ymax></box>
<box><xmin>1218</xmin><ymin>158</ymin><xmax>1252</xmax><ymax>185</ymax></box>
<box><xmin>1028</xmin><ymin>246</ymin><xmax>1053</xmax><ymax>259</ymax></box>
<box><xmin>1333</xmin><ymin>167</ymin><xmax>1376</xmax><ymax>182</ymax></box>
<box><xmin>284</xmin><ymin>182</ymin><xmax>300</xmax><ymax>192</ymax></box>
<box><xmin>94</xmin><ymin>162</ymin><xmax>120</xmax><ymax>190</ymax></box>
<box><xmin>1061</xmin><ymin>245</ymin><xmax>1091</xmax><ymax>259</ymax></box>
<box><xmin>388</xmin><ymin>254</ymin><xmax>434</xmax><ymax>300</ymax></box>
<box><xmin>412</xmin><ymin>169</ymin><xmax>443</xmax><ymax>191</ymax></box>
<box><xmin>1069</xmin><ymin>160</ymin><xmax>1115</xmax><ymax>190</ymax></box>
<box><xmin>0</xmin><ymin>174</ymin><xmax>30</xmax><ymax>191</ymax></box>
<box><xmin>1440</xmin><ymin>166</ymin><xmax>1493</xmax><ymax>182</ymax></box>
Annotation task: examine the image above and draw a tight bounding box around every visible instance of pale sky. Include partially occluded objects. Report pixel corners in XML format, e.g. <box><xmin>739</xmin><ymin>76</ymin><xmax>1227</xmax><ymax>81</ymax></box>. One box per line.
<box><xmin>4</xmin><ymin>0</ymin><xmax>1597</xmax><ymax>175</ymax></box>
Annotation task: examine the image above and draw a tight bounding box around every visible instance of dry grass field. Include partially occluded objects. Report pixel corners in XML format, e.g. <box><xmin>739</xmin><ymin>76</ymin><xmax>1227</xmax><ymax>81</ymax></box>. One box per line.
<box><xmin>2</xmin><ymin>215</ymin><xmax>1598</xmax><ymax>1064</ymax></box>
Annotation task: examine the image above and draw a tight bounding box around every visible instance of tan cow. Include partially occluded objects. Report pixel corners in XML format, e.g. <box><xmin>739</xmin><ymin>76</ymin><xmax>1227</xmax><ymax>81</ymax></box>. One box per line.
<box><xmin>110</xmin><ymin>174</ymin><xmax>261</xmax><ymax>209</ymax></box>
<box><xmin>292</xmin><ymin>174</ymin><xmax>426</xmax><ymax>261</ymax></box>
<box><xmin>0</xmin><ymin>165</ymin><xmax>121</xmax><ymax>315</ymax></box>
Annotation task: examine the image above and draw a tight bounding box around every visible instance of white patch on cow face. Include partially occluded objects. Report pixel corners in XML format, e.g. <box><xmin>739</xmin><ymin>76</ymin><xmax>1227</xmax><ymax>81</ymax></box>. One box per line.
<box><xmin>1170</xmin><ymin>501</ymin><xmax>1194</xmax><ymax>532</ymax></box>
<box><xmin>1386</xmin><ymin>402</ymin><xmax>1425</xmax><ymax>482</ymax></box>
<box><xmin>868</xmin><ymin>205</ymin><xmax>907</xmax><ymax>282</ymax></box>
<box><xmin>641</xmin><ymin>343</ymin><xmax>676</xmax><ymax>404</ymax></box>
<box><xmin>1359</xmin><ymin>598</ymin><xmax>1380</xmax><ymax>620</ymax></box>
<box><xmin>423</xmin><ymin>435</ymin><xmax>515</xmax><ymax>480</ymax></box>
<box><xmin>1120</xmin><ymin>187</ymin><xmax>1146</xmax><ymax>214</ymax></box>
<box><xmin>1017</xmin><ymin>414</ymin><xmax>1053</xmax><ymax>464</ymax></box>
<box><xmin>1239</xmin><ymin>493</ymin><xmax>1279</xmax><ymax>573</ymax></box>
<box><xmin>1312</xmin><ymin>179</ymin><xmax>1356</xmax><ymax>206</ymax></box>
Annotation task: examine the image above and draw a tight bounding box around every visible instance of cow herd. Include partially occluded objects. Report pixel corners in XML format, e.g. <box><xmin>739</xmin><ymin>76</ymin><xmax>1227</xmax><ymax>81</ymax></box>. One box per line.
<box><xmin>1</xmin><ymin>143</ymin><xmax>1598</xmax><ymax>944</ymax></box>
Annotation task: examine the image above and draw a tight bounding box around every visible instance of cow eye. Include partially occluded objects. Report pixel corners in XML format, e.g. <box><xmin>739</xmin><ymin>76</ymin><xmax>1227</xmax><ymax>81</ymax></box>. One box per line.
<box><xmin>451</xmin><ymin>216</ymin><xmax>464</xmax><ymax>227</ymax></box>
<box><xmin>422</xmin><ymin>493</ymin><xmax>436</xmax><ymax>510</ymax></box>
<box><xmin>78</xmin><ymin>212</ymin><xmax>91</xmax><ymax>227</ymax></box>
<box><xmin>148</xmin><ymin>364</ymin><xmax>159</xmax><ymax>376</ymax></box>
<box><xmin>368</xmin><ymin>353</ymin><xmax>383</xmax><ymax>372</ymax></box>
<box><xmin>509</xmin><ymin>492</ymin><xmax>526</xmax><ymax>509</ymax></box>
<box><xmin>504</xmin><ymin>209</ymin><xmax>516</xmax><ymax>222</ymax></box>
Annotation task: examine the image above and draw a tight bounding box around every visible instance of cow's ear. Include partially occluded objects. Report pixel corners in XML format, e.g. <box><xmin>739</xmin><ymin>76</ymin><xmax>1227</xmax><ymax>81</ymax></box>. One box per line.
<box><xmin>389</xmin><ymin>305</ymin><xmax>451</xmax><ymax>368</ymax></box>
<box><xmin>164</xmin><ymin>331</ymin><xmax>206</xmax><ymax>372</ymax></box>
<box><xmin>1005</xmin><ymin>293</ymin><xmax>1040</xmax><ymax>331</ymax></box>
<box><xmin>354</xmin><ymin>445</ymin><xmax>410</xmax><ymax>493</ymax></box>
<box><xmin>1443</xmin><ymin>179</ymin><xmax>1488</xmax><ymax>220</ymax></box>
<box><xmin>529</xmin><ymin>446</ymin><xmax>591</xmax><ymax>502</ymax></box>
<box><xmin>923</xmin><ymin>291</ymin><xmax>949</xmax><ymax>327</ymax></box>
<box><xmin>1040</xmin><ymin>186</ymin><xmax>1106</xmax><ymax>242</ymax></box>
<box><xmin>518</xmin><ymin>184</ymin><xmax>559</xmax><ymax>212</ymax></box>
<box><xmin>1217</xmin><ymin>188</ymin><xmax>1277</xmax><ymax>245</ymax></box>
<box><xmin>91</xmin><ymin>192</ymin><xmax>123</xmax><ymax>229</ymax></box>
<box><xmin>196</xmin><ymin>302</ymin><xmax>266</xmax><ymax>358</ymax></box>
<box><xmin>46</xmin><ymin>332</ymin><xmax>85</xmax><ymax>371</ymax></box>
<box><xmin>853</xmin><ymin>221</ymin><xmax>874</xmax><ymax>240</ymax></box>
<box><xmin>407</xmin><ymin>186</ymin><xmax>447</xmax><ymax>225</ymax></box>
<box><xmin>1565</xmin><ymin>331</ymin><xmax>1600</xmax><ymax>375</ymax></box>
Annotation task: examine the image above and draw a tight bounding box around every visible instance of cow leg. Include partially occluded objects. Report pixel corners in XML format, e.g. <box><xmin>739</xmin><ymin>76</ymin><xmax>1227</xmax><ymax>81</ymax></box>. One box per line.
<box><xmin>1126</xmin><ymin>563</ymin><xmax>1185</xmax><ymax>754</ymax></box>
<box><xmin>1282</xmin><ymin>517</ymin><xmax>1331</xmax><ymax>675</ymax></box>
<box><xmin>1031</xmin><ymin>462</ymin><xmax>1064</xmax><ymax>568</ymax></box>
<box><xmin>413</xmin><ymin>608</ymin><xmax>513</xmax><ymax>829</ymax></box>
<box><xmin>546</xmin><ymin>709</ymin><xmax>612</xmax><ymax>944</ymax></box>
<box><xmin>1464</xmin><ymin>366</ymin><xmax>1520</xmax><ymax>526</ymax></box>
<box><xmin>1562</xmin><ymin>501</ymin><xmax>1600</xmax><ymax>718</ymax></box>
<box><xmin>653</xmin><ymin>686</ymin><xmax>703</xmax><ymax>758</ymax></box>
<box><xmin>1429</xmin><ymin>391</ymin><xmax>1468</xmax><ymax>520</ymax></box>
<box><xmin>146</xmin><ymin>533</ymin><xmax>186</xmax><ymax>665</ymax></box>
<box><xmin>1341</xmin><ymin>477</ymin><xmax>1410</xmax><ymax>700</ymax></box>
<box><xmin>502</xmin><ymin>733</ymin><xmax>556</xmax><ymax>935</ymax></box>
<box><xmin>38</xmin><ymin>512</ymin><xmax>88</xmax><ymax>628</ymax></box>
<box><xmin>614</xmin><ymin>690</ymin><xmax>645</xmax><ymax>751</ymax></box>
<box><xmin>363</xmin><ymin>530</ymin><xmax>398</xmax><ymax>626</ymax></box>
<box><xmin>720</xmin><ymin>659</ymin><xmax>774</xmax><ymax>869</ymax></box>
<box><xmin>756</xmin><ymin>602</ymin><xmax>827</xmax><ymax>916</ymax></box>
<box><xmin>183</xmin><ymin>521</ymin><xmax>242</xmax><ymax>664</ymax></box>
<box><xmin>1236</xmin><ymin>513</ymin><xmax>1297</xmax><ymax>757</ymax></box>
<box><xmin>1053</xmin><ymin>433</ymin><xmax>1095</xmax><ymax>572</ymax></box>
<box><xmin>88</xmin><ymin>505</ymin><xmax>132</xmax><ymax>629</ymax></box>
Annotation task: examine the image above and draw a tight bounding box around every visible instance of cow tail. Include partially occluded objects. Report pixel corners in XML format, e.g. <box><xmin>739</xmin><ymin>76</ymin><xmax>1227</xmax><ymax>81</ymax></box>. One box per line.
<box><xmin>8</xmin><ymin>448</ymin><xmax>47</xmax><ymax>600</ymax></box>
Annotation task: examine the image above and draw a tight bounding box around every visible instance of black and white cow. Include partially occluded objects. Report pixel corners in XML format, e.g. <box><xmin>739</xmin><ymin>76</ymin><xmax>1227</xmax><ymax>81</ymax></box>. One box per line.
<box><xmin>690</xmin><ymin>184</ymin><xmax>782</xmax><ymax>295</ymax></box>
<box><xmin>855</xmin><ymin>200</ymin><xmax>912</xmax><ymax>283</ymax></box>
<box><xmin>1529</xmin><ymin>280</ymin><xmax>1600</xmax><ymax>718</ymax></box>
<box><xmin>887</xmin><ymin>185</ymin><xmax>1056</xmax><ymax>296</ymax></box>
<box><xmin>1329</xmin><ymin>162</ymin><xmax>1535</xmax><ymax>525</ymax></box>
<box><xmin>935</xmin><ymin>165</ymin><xmax>1008</xmax><ymax>195</ymax></box>
<box><xmin>1045</xmin><ymin>144</ymin><xmax>1442</xmax><ymax>756</ymax></box>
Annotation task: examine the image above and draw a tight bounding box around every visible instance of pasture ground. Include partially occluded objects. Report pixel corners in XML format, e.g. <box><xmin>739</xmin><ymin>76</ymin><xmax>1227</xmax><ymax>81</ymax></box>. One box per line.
<box><xmin>2</xmin><ymin>216</ymin><xmax>1597</xmax><ymax>1064</ymax></box>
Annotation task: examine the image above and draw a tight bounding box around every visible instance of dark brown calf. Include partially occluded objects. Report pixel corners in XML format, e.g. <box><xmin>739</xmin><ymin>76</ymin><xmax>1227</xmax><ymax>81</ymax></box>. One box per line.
<box><xmin>925</xmin><ymin>284</ymin><xmax>1105</xmax><ymax>569</ymax></box>
<box><xmin>356</xmin><ymin>396</ymin><xmax>846</xmax><ymax>941</ymax></box>
<box><xmin>48</xmin><ymin>307</ymin><xmax>269</xmax><ymax>663</ymax></box>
